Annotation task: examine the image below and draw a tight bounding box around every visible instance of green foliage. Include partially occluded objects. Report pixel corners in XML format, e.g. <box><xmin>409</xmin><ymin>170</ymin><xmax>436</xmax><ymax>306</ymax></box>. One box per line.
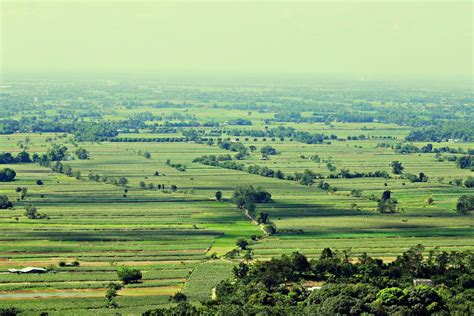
<box><xmin>116</xmin><ymin>266</ymin><xmax>142</xmax><ymax>284</ymax></box>
<box><xmin>456</xmin><ymin>195</ymin><xmax>474</xmax><ymax>215</ymax></box>
<box><xmin>75</xmin><ymin>148</ymin><xmax>89</xmax><ymax>160</ymax></box>
<box><xmin>0</xmin><ymin>195</ymin><xmax>13</xmax><ymax>209</ymax></box>
<box><xmin>0</xmin><ymin>168</ymin><xmax>16</xmax><ymax>182</ymax></box>
<box><xmin>260</xmin><ymin>145</ymin><xmax>277</xmax><ymax>155</ymax></box>
<box><xmin>390</xmin><ymin>160</ymin><xmax>404</xmax><ymax>174</ymax></box>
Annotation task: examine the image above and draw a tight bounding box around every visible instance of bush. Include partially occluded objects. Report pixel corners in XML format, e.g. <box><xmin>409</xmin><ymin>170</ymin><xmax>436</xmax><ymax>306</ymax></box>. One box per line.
<box><xmin>456</xmin><ymin>195</ymin><xmax>474</xmax><ymax>215</ymax></box>
<box><xmin>117</xmin><ymin>266</ymin><xmax>142</xmax><ymax>284</ymax></box>
<box><xmin>464</xmin><ymin>177</ymin><xmax>474</xmax><ymax>188</ymax></box>
<box><xmin>0</xmin><ymin>168</ymin><xmax>16</xmax><ymax>182</ymax></box>
<box><xmin>0</xmin><ymin>195</ymin><xmax>13</xmax><ymax>209</ymax></box>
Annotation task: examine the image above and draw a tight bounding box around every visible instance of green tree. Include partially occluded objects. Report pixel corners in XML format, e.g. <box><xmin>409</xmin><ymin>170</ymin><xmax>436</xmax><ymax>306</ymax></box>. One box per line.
<box><xmin>0</xmin><ymin>168</ymin><xmax>16</xmax><ymax>182</ymax></box>
<box><xmin>75</xmin><ymin>148</ymin><xmax>90</xmax><ymax>160</ymax></box>
<box><xmin>117</xmin><ymin>266</ymin><xmax>142</xmax><ymax>284</ymax></box>
<box><xmin>456</xmin><ymin>195</ymin><xmax>474</xmax><ymax>215</ymax></box>
<box><xmin>46</xmin><ymin>144</ymin><xmax>68</xmax><ymax>161</ymax></box>
<box><xmin>236</xmin><ymin>238</ymin><xmax>248</xmax><ymax>250</ymax></box>
<box><xmin>215</xmin><ymin>191</ymin><xmax>222</xmax><ymax>201</ymax></box>
<box><xmin>391</xmin><ymin>161</ymin><xmax>404</xmax><ymax>174</ymax></box>
<box><xmin>464</xmin><ymin>177</ymin><xmax>474</xmax><ymax>188</ymax></box>
<box><xmin>0</xmin><ymin>195</ymin><xmax>13</xmax><ymax>209</ymax></box>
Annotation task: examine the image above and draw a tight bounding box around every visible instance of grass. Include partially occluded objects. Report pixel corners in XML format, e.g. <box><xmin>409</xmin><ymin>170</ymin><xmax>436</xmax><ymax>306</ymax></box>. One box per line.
<box><xmin>0</xmin><ymin>117</ymin><xmax>472</xmax><ymax>314</ymax></box>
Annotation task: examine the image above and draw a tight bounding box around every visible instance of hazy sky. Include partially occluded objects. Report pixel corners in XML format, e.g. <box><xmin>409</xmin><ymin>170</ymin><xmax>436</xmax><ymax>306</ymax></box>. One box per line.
<box><xmin>1</xmin><ymin>1</ymin><xmax>472</xmax><ymax>79</ymax></box>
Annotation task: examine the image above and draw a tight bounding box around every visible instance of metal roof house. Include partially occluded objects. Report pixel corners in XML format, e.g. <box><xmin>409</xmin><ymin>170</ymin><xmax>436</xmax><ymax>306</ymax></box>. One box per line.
<box><xmin>8</xmin><ymin>267</ymin><xmax>47</xmax><ymax>274</ymax></box>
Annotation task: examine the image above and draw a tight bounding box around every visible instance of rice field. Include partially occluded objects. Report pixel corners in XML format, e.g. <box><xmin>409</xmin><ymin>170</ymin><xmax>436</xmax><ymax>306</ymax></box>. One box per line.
<box><xmin>0</xmin><ymin>119</ymin><xmax>472</xmax><ymax>314</ymax></box>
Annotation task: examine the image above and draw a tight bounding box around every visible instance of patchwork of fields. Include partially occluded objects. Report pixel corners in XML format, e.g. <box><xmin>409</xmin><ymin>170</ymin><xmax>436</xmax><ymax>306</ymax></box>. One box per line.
<box><xmin>0</xmin><ymin>129</ymin><xmax>472</xmax><ymax>314</ymax></box>
<box><xmin>0</xmin><ymin>81</ymin><xmax>472</xmax><ymax>314</ymax></box>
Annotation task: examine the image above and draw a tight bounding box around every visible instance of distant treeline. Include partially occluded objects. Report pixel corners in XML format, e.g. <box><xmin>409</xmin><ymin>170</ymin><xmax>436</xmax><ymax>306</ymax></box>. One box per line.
<box><xmin>406</xmin><ymin>121</ymin><xmax>474</xmax><ymax>142</ymax></box>
<box><xmin>0</xmin><ymin>119</ymin><xmax>118</xmax><ymax>141</ymax></box>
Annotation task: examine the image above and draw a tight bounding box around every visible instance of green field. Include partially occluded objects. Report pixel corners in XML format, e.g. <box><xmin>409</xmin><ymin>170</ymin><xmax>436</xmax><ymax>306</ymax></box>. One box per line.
<box><xmin>0</xmin><ymin>81</ymin><xmax>472</xmax><ymax>314</ymax></box>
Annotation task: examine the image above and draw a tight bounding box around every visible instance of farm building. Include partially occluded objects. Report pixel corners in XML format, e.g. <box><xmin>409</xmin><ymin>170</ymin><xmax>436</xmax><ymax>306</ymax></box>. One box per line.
<box><xmin>8</xmin><ymin>267</ymin><xmax>47</xmax><ymax>274</ymax></box>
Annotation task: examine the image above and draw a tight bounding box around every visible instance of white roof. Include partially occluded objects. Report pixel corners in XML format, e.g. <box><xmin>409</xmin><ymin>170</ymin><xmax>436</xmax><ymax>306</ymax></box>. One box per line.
<box><xmin>8</xmin><ymin>267</ymin><xmax>47</xmax><ymax>273</ymax></box>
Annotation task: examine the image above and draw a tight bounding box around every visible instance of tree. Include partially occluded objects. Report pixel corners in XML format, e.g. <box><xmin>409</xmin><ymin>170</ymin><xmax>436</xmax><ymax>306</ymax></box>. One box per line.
<box><xmin>464</xmin><ymin>177</ymin><xmax>474</xmax><ymax>188</ymax></box>
<box><xmin>169</xmin><ymin>292</ymin><xmax>187</xmax><ymax>303</ymax></box>
<box><xmin>418</xmin><ymin>172</ymin><xmax>428</xmax><ymax>182</ymax></box>
<box><xmin>105</xmin><ymin>282</ymin><xmax>122</xmax><ymax>309</ymax></box>
<box><xmin>378</xmin><ymin>191</ymin><xmax>398</xmax><ymax>213</ymax></box>
<box><xmin>16</xmin><ymin>151</ymin><xmax>31</xmax><ymax>163</ymax></box>
<box><xmin>117</xmin><ymin>266</ymin><xmax>142</xmax><ymax>284</ymax></box>
<box><xmin>260</xmin><ymin>145</ymin><xmax>277</xmax><ymax>155</ymax></box>
<box><xmin>118</xmin><ymin>177</ymin><xmax>128</xmax><ymax>186</ymax></box>
<box><xmin>24</xmin><ymin>204</ymin><xmax>45</xmax><ymax>219</ymax></box>
<box><xmin>139</xmin><ymin>181</ymin><xmax>146</xmax><ymax>189</ymax></box>
<box><xmin>426</xmin><ymin>196</ymin><xmax>434</xmax><ymax>205</ymax></box>
<box><xmin>36</xmin><ymin>180</ymin><xmax>44</xmax><ymax>185</ymax></box>
<box><xmin>215</xmin><ymin>191</ymin><xmax>222</xmax><ymax>201</ymax></box>
<box><xmin>391</xmin><ymin>161</ymin><xmax>404</xmax><ymax>174</ymax></box>
<box><xmin>236</xmin><ymin>238</ymin><xmax>248</xmax><ymax>250</ymax></box>
<box><xmin>232</xmin><ymin>186</ymin><xmax>271</xmax><ymax>211</ymax></box>
<box><xmin>256</xmin><ymin>212</ymin><xmax>269</xmax><ymax>224</ymax></box>
<box><xmin>0</xmin><ymin>168</ymin><xmax>16</xmax><ymax>182</ymax></box>
<box><xmin>171</xmin><ymin>185</ymin><xmax>178</xmax><ymax>192</ymax></box>
<box><xmin>75</xmin><ymin>148</ymin><xmax>90</xmax><ymax>160</ymax></box>
<box><xmin>46</xmin><ymin>144</ymin><xmax>68</xmax><ymax>161</ymax></box>
<box><xmin>381</xmin><ymin>190</ymin><xmax>391</xmax><ymax>202</ymax></box>
<box><xmin>456</xmin><ymin>156</ymin><xmax>472</xmax><ymax>169</ymax></box>
<box><xmin>0</xmin><ymin>195</ymin><xmax>13</xmax><ymax>209</ymax></box>
<box><xmin>19</xmin><ymin>187</ymin><xmax>27</xmax><ymax>200</ymax></box>
<box><xmin>456</xmin><ymin>195</ymin><xmax>474</xmax><ymax>215</ymax></box>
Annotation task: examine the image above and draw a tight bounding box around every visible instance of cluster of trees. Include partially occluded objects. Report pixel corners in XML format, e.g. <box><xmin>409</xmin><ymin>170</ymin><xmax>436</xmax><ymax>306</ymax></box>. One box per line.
<box><xmin>75</xmin><ymin>148</ymin><xmax>90</xmax><ymax>160</ymax></box>
<box><xmin>389</xmin><ymin>161</ymin><xmax>429</xmax><ymax>183</ymax></box>
<box><xmin>329</xmin><ymin>169</ymin><xmax>390</xmax><ymax>179</ymax></box>
<box><xmin>403</xmin><ymin>172</ymin><xmax>429</xmax><ymax>183</ymax></box>
<box><xmin>218</xmin><ymin>141</ymin><xmax>249</xmax><ymax>159</ymax></box>
<box><xmin>0</xmin><ymin>151</ymin><xmax>32</xmax><ymax>164</ymax></box>
<box><xmin>165</xmin><ymin>159</ymin><xmax>186</xmax><ymax>171</ymax></box>
<box><xmin>139</xmin><ymin>182</ymin><xmax>177</xmax><ymax>192</ymax></box>
<box><xmin>24</xmin><ymin>204</ymin><xmax>48</xmax><ymax>219</ymax></box>
<box><xmin>0</xmin><ymin>195</ymin><xmax>13</xmax><ymax>209</ymax></box>
<box><xmin>406</xmin><ymin>121</ymin><xmax>474</xmax><ymax>142</ymax></box>
<box><xmin>0</xmin><ymin>168</ymin><xmax>16</xmax><ymax>182</ymax></box>
<box><xmin>42</xmin><ymin>161</ymin><xmax>81</xmax><ymax>180</ymax></box>
<box><xmin>225</xmin><ymin>125</ymin><xmax>335</xmax><ymax>145</ymax></box>
<box><xmin>232</xmin><ymin>186</ymin><xmax>272</xmax><ymax>211</ymax></box>
<box><xmin>88</xmin><ymin>173</ymin><xmax>128</xmax><ymax>187</ymax></box>
<box><xmin>260</xmin><ymin>145</ymin><xmax>278</xmax><ymax>155</ymax></box>
<box><xmin>145</xmin><ymin>244</ymin><xmax>473</xmax><ymax>315</ymax></box>
<box><xmin>110</xmin><ymin>137</ymin><xmax>187</xmax><ymax>142</ymax></box>
<box><xmin>193</xmin><ymin>155</ymin><xmax>383</xmax><ymax>192</ymax></box>
<box><xmin>456</xmin><ymin>195</ymin><xmax>474</xmax><ymax>215</ymax></box>
<box><xmin>456</xmin><ymin>156</ymin><xmax>473</xmax><ymax>170</ymax></box>
<box><xmin>0</xmin><ymin>119</ymin><xmax>118</xmax><ymax>141</ymax></box>
<box><xmin>377</xmin><ymin>190</ymin><xmax>399</xmax><ymax>213</ymax></box>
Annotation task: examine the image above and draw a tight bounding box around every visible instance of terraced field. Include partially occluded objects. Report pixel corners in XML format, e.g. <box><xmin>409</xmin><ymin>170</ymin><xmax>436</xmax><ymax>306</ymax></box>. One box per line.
<box><xmin>0</xmin><ymin>99</ymin><xmax>472</xmax><ymax>314</ymax></box>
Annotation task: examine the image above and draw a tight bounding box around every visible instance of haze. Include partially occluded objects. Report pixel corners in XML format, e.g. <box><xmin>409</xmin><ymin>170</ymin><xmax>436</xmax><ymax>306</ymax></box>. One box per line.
<box><xmin>1</xmin><ymin>1</ymin><xmax>472</xmax><ymax>79</ymax></box>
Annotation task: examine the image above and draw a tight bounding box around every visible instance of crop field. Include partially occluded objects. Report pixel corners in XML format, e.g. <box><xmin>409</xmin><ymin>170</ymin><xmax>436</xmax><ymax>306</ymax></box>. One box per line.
<box><xmin>0</xmin><ymin>81</ymin><xmax>473</xmax><ymax>314</ymax></box>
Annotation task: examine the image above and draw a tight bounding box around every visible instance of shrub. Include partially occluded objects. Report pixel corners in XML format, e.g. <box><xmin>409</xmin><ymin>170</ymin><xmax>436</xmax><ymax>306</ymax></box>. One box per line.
<box><xmin>117</xmin><ymin>266</ymin><xmax>142</xmax><ymax>284</ymax></box>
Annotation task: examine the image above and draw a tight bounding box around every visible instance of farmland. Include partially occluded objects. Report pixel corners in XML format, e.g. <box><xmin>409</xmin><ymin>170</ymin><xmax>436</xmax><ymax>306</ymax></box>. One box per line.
<box><xmin>0</xmin><ymin>81</ymin><xmax>473</xmax><ymax>314</ymax></box>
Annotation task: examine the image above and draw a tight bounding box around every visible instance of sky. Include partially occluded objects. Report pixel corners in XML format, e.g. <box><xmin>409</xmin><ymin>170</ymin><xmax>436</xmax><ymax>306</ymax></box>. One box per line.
<box><xmin>1</xmin><ymin>1</ymin><xmax>472</xmax><ymax>80</ymax></box>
